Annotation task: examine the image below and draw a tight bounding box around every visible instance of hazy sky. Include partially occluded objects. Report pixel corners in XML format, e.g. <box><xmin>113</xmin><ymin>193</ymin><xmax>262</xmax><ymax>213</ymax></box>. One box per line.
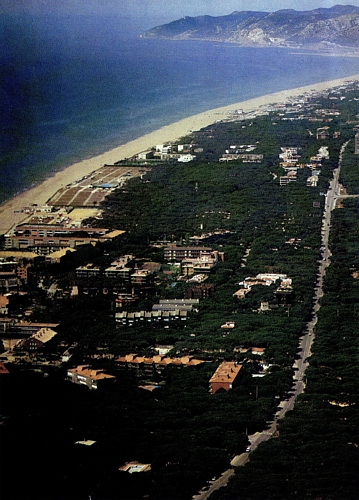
<box><xmin>2</xmin><ymin>0</ymin><xmax>359</xmax><ymax>34</ymax></box>
<box><xmin>3</xmin><ymin>0</ymin><xmax>359</xmax><ymax>19</ymax></box>
<box><xmin>120</xmin><ymin>0</ymin><xmax>359</xmax><ymax>19</ymax></box>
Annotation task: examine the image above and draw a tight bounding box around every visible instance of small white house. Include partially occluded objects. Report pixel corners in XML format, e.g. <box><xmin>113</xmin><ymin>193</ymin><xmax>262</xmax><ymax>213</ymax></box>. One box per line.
<box><xmin>178</xmin><ymin>154</ymin><xmax>196</xmax><ymax>163</ymax></box>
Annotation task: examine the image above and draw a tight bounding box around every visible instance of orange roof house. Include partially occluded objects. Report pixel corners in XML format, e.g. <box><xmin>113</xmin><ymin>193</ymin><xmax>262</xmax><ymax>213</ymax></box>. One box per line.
<box><xmin>221</xmin><ymin>321</ymin><xmax>235</xmax><ymax>329</ymax></box>
<box><xmin>116</xmin><ymin>354</ymin><xmax>204</xmax><ymax>379</ymax></box>
<box><xmin>67</xmin><ymin>365</ymin><xmax>115</xmax><ymax>390</ymax></box>
<box><xmin>209</xmin><ymin>361</ymin><xmax>242</xmax><ymax>394</ymax></box>
<box><xmin>251</xmin><ymin>347</ymin><xmax>266</xmax><ymax>356</ymax></box>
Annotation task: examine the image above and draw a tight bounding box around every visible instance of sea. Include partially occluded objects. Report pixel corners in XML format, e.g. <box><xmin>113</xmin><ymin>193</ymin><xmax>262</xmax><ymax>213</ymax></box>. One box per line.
<box><xmin>1</xmin><ymin>13</ymin><xmax>358</xmax><ymax>206</ymax></box>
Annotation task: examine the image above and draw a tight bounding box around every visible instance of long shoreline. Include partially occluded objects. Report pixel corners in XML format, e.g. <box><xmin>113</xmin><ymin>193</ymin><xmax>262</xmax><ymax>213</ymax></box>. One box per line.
<box><xmin>1</xmin><ymin>73</ymin><xmax>358</xmax><ymax>235</ymax></box>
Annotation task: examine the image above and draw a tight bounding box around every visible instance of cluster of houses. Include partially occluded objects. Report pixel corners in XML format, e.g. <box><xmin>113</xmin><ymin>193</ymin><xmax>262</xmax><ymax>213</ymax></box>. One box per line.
<box><xmin>76</xmin><ymin>254</ymin><xmax>161</xmax><ymax>286</ymax></box>
<box><xmin>65</xmin><ymin>357</ymin><xmax>244</xmax><ymax>396</ymax></box>
<box><xmin>137</xmin><ymin>143</ymin><xmax>197</xmax><ymax>163</ymax></box>
<box><xmin>219</xmin><ymin>143</ymin><xmax>263</xmax><ymax>163</ymax></box>
<box><xmin>4</xmin><ymin>84</ymin><xmax>356</xmax><ymax>420</ymax></box>
<box><xmin>164</xmin><ymin>244</ymin><xmax>224</xmax><ymax>276</ymax></box>
<box><xmin>279</xmin><ymin>144</ymin><xmax>330</xmax><ymax>187</ymax></box>
<box><xmin>0</xmin><ymin>314</ymin><xmax>267</xmax><ymax>395</ymax></box>
<box><xmin>234</xmin><ymin>273</ymin><xmax>294</xmax><ymax>305</ymax></box>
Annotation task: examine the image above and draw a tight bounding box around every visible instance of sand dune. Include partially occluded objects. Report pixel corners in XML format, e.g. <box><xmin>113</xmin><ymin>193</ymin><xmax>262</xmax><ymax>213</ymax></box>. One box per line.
<box><xmin>1</xmin><ymin>73</ymin><xmax>358</xmax><ymax>235</ymax></box>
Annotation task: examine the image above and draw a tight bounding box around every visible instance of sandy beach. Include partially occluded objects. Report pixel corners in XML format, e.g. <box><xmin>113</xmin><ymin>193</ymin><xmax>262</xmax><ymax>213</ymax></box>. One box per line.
<box><xmin>1</xmin><ymin>73</ymin><xmax>358</xmax><ymax>235</ymax></box>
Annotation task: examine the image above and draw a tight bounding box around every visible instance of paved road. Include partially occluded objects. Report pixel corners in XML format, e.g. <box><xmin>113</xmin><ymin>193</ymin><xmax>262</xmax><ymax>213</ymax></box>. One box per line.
<box><xmin>194</xmin><ymin>142</ymin><xmax>352</xmax><ymax>500</ymax></box>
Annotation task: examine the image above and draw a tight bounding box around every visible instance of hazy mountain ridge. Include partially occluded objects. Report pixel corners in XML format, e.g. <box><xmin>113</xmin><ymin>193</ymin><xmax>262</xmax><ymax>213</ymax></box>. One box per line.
<box><xmin>140</xmin><ymin>5</ymin><xmax>359</xmax><ymax>50</ymax></box>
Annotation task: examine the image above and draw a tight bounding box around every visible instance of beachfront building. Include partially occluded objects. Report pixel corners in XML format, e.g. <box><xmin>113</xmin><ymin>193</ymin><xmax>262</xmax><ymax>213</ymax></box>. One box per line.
<box><xmin>5</xmin><ymin>224</ymin><xmax>123</xmax><ymax>255</ymax></box>
<box><xmin>178</xmin><ymin>154</ymin><xmax>196</xmax><ymax>162</ymax></box>
<box><xmin>137</xmin><ymin>151</ymin><xmax>154</xmax><ymax>160</ymax></box>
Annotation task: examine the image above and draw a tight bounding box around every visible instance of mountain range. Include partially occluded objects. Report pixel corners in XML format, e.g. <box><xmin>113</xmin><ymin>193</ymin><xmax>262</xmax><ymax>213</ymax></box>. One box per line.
<box><xmin>140</xmin><ymin>5</ymin><xmax>359</xmax><ymax>51</ymax></box>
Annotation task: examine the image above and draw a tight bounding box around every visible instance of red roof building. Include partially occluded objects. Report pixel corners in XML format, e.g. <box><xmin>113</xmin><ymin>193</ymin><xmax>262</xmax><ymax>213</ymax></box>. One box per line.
<box><xmin>209</xmin><ymin>361</ymin><xmax>242</xmax><ymax>394</ymax></box>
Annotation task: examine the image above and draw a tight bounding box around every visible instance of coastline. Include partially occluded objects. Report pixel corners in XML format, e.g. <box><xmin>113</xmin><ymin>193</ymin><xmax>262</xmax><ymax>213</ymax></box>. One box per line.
<box><xmin>1</xmin><ymin>73</ymin><xmax>358</xmax><ymax>235</ymax></box>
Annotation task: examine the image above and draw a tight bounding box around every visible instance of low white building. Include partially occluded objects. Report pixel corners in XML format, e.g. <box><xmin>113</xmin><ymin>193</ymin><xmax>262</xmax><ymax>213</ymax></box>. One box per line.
<box><xmin>178</xmin><ymin>154</ymin><xmax>196</xmax><ymax>163</ymax></box>
<box><xmin>137</xmin><ymin>150</ymin><xmax>154</xmax><ymax>160</ymax></box>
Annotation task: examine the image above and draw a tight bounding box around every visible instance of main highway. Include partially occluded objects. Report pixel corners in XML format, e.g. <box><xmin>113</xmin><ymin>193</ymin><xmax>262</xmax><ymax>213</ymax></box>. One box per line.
<box><xmin>194</xmin><ymin>141</ymin><xmax>350</xmax><ymax>500</ymax></box>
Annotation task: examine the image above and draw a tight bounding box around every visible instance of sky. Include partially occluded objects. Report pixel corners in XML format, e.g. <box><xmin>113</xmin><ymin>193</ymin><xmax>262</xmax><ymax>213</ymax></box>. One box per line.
<box><xmin>2</xmin><ymin>0</ymin><xmax>359</xmax><ymax>25</ymax></box>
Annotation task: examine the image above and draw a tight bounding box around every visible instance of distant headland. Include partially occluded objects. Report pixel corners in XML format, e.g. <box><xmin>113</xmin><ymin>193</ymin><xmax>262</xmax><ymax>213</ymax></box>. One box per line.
<box><xmin>140</xmin><ymin>5</ymin><xmax>359</xmax><ymax>54</ymax></box>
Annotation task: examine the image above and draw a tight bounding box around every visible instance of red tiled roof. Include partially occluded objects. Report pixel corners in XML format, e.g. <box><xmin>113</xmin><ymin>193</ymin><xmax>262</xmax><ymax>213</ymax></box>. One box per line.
<box><xmin>209</xmin><ymin>362</ymin><xmax>242</xmax><ymax>384</ymax></box>
<box><xmin>0</xmin><ymin>362</ymin><xmax>9</xmax><ymax>375</ymax></box>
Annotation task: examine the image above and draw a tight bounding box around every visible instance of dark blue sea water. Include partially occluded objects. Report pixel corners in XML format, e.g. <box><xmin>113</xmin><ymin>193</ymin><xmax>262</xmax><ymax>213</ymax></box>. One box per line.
<box><xmin>1</xmin><ymin>13</ymin><xmax>358</xmax><ymax>205</ymax></box>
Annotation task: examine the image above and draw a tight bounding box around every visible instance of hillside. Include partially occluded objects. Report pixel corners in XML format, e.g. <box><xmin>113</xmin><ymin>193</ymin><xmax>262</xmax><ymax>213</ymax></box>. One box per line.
<box><xmin>140</xmin><ymin>5</ymin><xmax>359</xmax><ymax>51</ymax></box>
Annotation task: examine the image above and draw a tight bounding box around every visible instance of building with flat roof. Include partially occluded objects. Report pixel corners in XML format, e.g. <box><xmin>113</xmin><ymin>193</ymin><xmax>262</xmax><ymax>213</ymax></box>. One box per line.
<box><xmin>164</xmin><ymin>245</ymin><xmax>212</xmax><ymax>261</ymax></box>
<box><xmin>209</xmin><ymin>361</ymin><xmax>242</xmax><ymax>394</ymax></box>
<box><xmin>184</xmin><ymin>283</ymin><xmax>215</xmax><ymax>299</ymax></box>
<box><xmin>76</xmin><ymin>263</ymin><xmax>102</xmax><ymax>278</ymax></box>
<box><xmin>115</xmin><ymin>309</ymin><xmax>188</xmax><ymax>327</ymax></box>
<box><xmin>5</xmin><ymin>224</ymin><xmax>122</xmax><ymax>255</ymax></box>
<box><xmin>153</xmin><ymin>299</ymin><xmax>199</xmax><ymax>311</ymax></box>
<box><xmin>119</xmin><ymin>461</ymin><xmax>151</xmax><ymax>473</ymax></box>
